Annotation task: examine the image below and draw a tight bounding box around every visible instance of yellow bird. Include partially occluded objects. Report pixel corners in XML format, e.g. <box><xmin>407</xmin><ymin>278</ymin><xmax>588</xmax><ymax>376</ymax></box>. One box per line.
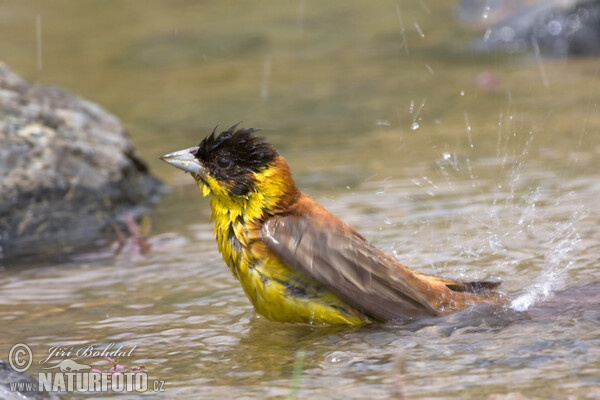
<box><xmin>161</xmin><ymin>125</ymin><xmax>506</xmax><ymax>325</ymax></box>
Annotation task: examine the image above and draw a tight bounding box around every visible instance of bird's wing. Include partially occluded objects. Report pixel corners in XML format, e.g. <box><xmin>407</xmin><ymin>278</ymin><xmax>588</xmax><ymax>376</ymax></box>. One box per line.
<box><xmin>259</xmin><ymin>212</ymin><xmax>442</xmax><ymax>321</ymax></box>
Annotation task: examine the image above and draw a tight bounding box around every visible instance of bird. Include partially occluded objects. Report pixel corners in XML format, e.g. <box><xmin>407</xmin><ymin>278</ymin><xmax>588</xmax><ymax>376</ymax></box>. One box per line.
<box><xmin>161</xmin><ymin>125</ymin><xmax>506</xmax><ymax>325</ymax></box>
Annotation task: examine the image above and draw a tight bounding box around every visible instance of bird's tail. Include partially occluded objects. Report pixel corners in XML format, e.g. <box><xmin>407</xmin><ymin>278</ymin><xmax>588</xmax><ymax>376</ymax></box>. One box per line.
<box><xmin>412</xmin><ymin>272</ymin><xmax>508</xmax><ymax>313</ymax></box>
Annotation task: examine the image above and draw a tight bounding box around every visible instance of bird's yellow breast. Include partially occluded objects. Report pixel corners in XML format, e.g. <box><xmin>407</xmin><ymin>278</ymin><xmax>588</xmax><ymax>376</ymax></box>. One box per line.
<box><xmin>207</xmin><ymin>187</ymin><xmax>367</xmax><ymax>325</ymax></box>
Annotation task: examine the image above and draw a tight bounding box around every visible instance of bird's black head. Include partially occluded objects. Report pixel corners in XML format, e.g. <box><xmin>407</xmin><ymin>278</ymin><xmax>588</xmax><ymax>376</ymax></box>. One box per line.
<box><xmin>195</xmin><ymin>125</ymin><xmax>279</xmax><ymax>196</ymax></box>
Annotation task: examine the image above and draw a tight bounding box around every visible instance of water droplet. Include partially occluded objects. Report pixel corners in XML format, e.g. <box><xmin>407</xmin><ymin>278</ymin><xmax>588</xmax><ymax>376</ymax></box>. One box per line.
<box><xmin>548</xmin><ymin>20</ymin><xmax>562</xmax><ymax>36</ymax></box>
<box><xmin>414</xmin><ymin>21</ymin><xmax>425</xmax><ymax>38</ymax></box>
<box><xmin>482</xmin><ymin>5</ymin><xmax>491</xmax><ymax>20</ymax></box>
<box><xmin>483</xmin><ymin>28</ymin><xmax>492</xmax><ymax>41</ymax></box>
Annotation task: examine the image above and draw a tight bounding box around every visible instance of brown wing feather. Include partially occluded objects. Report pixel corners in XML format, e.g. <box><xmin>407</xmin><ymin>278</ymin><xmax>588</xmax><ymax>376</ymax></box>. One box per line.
<box><xmin>260</xmin><ymin>194</ymin><xmax>505</xmax><ymax>322</ymax></box>
<box><xmin>260</xmin><ymin>212</ymin><xmax>439</xmax><ymax>321</ymax></box>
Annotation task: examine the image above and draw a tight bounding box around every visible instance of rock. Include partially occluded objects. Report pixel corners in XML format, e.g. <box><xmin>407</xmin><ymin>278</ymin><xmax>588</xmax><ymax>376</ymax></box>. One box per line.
<box><xmin>0</xmin><ymin>63</ymin><xmax>163</xmax><ymax>262</ymax></box>
<box><xmin>457</xmin><ymin>0</ymin><xmax>600</xmax><ymax>57</ymax></box>
<box><xmin>0</xmin><ymin>360</ymin><xmax>61</xmax><ymax>400</ymax></box>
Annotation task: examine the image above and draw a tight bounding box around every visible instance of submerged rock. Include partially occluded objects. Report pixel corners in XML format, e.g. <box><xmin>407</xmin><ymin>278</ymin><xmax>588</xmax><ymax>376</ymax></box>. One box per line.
<box><xmin>0</xmin><ymin>63</ymin><xmax>162</xmax><ymax>262</ymax></box>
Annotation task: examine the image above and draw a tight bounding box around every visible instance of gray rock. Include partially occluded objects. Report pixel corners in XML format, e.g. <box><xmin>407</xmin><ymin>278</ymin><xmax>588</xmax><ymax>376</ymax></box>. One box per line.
<box><xmin>458</xmin><ymin>0</ymin><xmax>600</xmax><ymax>57</ymax></box>
<box><xmin>0</xmin><ymin>360</ymin><xmax>61</xmax><ymax>400</ymax></box>
<box><xmin>0</xmin><ymin>63</ymin><xmax>162</xmax><ymax>262</ymax></box>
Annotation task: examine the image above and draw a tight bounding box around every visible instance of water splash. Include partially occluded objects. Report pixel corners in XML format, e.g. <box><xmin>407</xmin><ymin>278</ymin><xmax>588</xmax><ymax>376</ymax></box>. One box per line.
<box><xmin>409</xmin><ymin>98</ymin><xmax>426</xmax><ymax>131</ymax></box>
<box><xmin>464</xmin><ymin>111</ymin><xmax>473</xmax><ymax>149</ymax></box>
<box><xmin>36</xmin><ymin>15</ymin><xmax>43</xmax><ymax>71</ymax></box>
<box><xmin>395</xmin><ymin>4</ymin><xmax>409</xmax><ymax>55</ymax></box>
<box><xmin>260</xmin><ymin>59</ymin><xmax>271</xmax><ymax>100</ymax></box>
<box><xmin>408</xmin><ymin>112</ymin><xmax>587</xmax><ymax>310</ymax></box>
<box><xmin>510</xmin><ymin>210</ymin><xmax>585</xmax><ymax>312</ymax></box>
<box><xmin>413</xmin><ymin>21</ymin><xmax>425</xmax><ymax>38</ymax></box>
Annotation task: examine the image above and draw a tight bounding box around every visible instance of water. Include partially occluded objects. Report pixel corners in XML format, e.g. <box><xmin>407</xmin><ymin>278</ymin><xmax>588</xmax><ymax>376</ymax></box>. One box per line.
<box><xmin>0</xmin><ymin>1</ymin><xmax>599</xmax><ymax>398</ymax></box>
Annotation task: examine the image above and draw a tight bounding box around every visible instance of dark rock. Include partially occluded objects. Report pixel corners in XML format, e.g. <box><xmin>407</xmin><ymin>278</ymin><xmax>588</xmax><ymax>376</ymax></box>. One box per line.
<box><xmin>0</xmin><ymin>63</ymin><xmax>163</xmax><ymax>262</ymax></box>
<box><xmin>458</xmin><ymin>0</ymin><xmax>600</xmax><ymax>57</ymax></box>
<box><xmin>0</xmin><ymin>360</ymin><xmax>61</xmax><ymax>400</ymax></box>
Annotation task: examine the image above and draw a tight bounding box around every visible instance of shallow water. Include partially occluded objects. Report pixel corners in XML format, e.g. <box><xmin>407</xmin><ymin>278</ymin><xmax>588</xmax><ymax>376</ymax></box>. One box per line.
<box><xmin>1</xmin><ymin>1</ymin><xmax>599</xmax><ymax>399</ymax></box>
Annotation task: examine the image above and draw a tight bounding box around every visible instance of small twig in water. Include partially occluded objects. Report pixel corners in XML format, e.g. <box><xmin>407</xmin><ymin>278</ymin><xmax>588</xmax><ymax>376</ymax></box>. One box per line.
<box><xmin>289</xmin><ymin>350</ymin><xmax>306</xmax><ymax>400</ymax></box>
<box><xmin>392</xmin><ymin>354</ymin><xmax>406</xmax><ymax>400</ymax></box>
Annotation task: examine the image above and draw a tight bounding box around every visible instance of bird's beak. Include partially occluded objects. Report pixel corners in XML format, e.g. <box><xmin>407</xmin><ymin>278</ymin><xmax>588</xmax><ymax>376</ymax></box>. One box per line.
<box><xmin>160</xmin><ymin>147</ymin><xmax>207</xmax><ymax>177</ymax></box>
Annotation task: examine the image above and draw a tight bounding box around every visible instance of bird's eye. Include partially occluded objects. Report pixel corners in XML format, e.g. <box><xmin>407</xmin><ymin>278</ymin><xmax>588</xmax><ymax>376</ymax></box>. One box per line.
<box><xmin>217</xmin><ymin>156</ymin><xmax>231</xmax><ymax>168</ymax></box>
